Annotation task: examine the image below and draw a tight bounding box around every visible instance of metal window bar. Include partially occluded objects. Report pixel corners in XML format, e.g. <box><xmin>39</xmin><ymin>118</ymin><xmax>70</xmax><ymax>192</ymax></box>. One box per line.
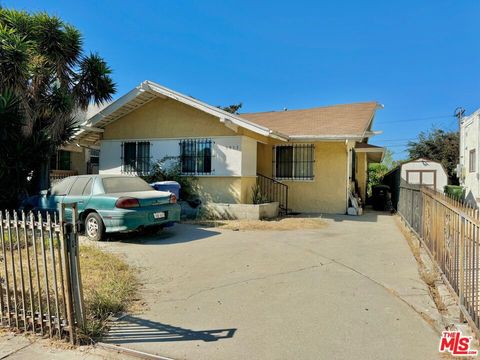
<box><xmin>179</xmin><ymin>139</ymin><xmax>213</xmax><ymax>175</ymax></box>
<box><xmin>273</xmin><ymin>144</ymin><xmax>315</xmax><ymax>180</ymax></box>
<box><xmin>121</xmin><ymin>141</ymin><xmax>151</xmax><ymax>176</ymax></box>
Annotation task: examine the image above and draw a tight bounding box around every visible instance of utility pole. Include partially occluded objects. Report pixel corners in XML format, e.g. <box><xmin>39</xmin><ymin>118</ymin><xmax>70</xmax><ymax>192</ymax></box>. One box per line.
<box><xmin>455</xmin><ymin>107</ymin><xmax>465</xmax><ymax>128</ymax></box>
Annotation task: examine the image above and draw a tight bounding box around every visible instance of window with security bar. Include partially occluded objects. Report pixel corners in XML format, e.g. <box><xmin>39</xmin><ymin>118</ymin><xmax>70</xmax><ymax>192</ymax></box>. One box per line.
<box><xmin>274</xmin><ymin>144</ymin><xmax>315</xmax><ymax>180</ymax></box>
<box><xmin>121</xmin><ymin>141</ymin><xmax>151</xmax><ymax>175</ymax></box>
<box><xmin>180</xmin><ymin>139</ymin><xmax>213</xmax><ymax>175</ymax></box>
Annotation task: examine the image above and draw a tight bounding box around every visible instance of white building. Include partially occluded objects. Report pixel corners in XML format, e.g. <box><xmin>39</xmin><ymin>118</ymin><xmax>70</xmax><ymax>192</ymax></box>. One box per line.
<box><xmin>459</xmin><ymin>109</ymin><xmax>480</xmax><ymax>204</ymax></box>
<box><xmin>398</xmin><ymin>158</ymin><xmax>448</xmax><ymax>191</ymax></box>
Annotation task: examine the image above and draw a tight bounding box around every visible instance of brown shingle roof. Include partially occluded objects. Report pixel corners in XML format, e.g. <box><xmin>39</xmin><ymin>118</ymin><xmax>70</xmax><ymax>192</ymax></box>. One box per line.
<box><xmin>240</xmin><ymin>101</ymin><xmax>379</xmax><ymax>137</ymax></box>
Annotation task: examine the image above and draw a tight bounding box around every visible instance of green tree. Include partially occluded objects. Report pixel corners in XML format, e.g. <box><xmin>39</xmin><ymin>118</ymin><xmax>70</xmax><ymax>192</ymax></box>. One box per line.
<box><xmin>219</xmin><ymin>103</ymin><xmax>243</xmax><ymax>114</ymax></box>
<box><xmin>406</xmin><ymin>128</ymin><xmax>459</xmax><ymax>184</ymax></box>
<box><xmin>0</xmin><ymin>8</ymin><xmax>116</xmax><ymax>207</ymax></box>
<box><xmin>367</xmin><ymin>149</ymin><xmax>395</xmax><ymax>196</ymax></box>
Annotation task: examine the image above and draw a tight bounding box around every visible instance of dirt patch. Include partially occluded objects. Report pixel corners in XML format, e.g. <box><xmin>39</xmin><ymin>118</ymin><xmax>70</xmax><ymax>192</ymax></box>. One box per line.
<box><xmin>183</xmin><ymin>217</ymin><xmax>327</xmax><ymax>231</ymax></box>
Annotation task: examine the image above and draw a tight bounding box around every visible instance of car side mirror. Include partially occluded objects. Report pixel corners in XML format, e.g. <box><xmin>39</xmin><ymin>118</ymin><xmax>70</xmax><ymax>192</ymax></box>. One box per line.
<box><xmin>40</xmin><ymin>189</ymin><xmax>51</xmax><ymax>196</ymax></box>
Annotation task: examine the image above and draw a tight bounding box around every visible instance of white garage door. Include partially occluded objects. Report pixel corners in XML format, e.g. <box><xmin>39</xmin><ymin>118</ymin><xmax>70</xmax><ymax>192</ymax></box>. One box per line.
<box><xmin>406</xmin><ymin>170</ymin><xmax>436</xmax><ymax>189</ymax></box>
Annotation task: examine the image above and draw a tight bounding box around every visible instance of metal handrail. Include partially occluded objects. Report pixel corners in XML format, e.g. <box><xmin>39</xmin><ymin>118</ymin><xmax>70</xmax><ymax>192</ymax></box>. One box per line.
<box><xmin>256</xmin><ymin>173</ymin><xmax>289</xmax><ymax>214</ymax></box>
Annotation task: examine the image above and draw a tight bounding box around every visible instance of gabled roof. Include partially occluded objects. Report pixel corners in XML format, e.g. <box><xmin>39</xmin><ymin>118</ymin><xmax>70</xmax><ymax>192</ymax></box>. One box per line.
<box><xmin>75</xmin><ymin>81</ymin><xmax>288</xmax><ymax>143</ymax></box>
<box><xmin>383</xmin><ymin>157</ymin><xmax>448</xmax><ymax>177</ymax></box>
<box><xmin>74</xmin><ymin>80</ymin><xmax>383</xmax><ymax>144</ymax></box>
<box><xmin>241</xmin><ymin>102</ymin><xmax>382</xmax><ymax>140</ymax></box>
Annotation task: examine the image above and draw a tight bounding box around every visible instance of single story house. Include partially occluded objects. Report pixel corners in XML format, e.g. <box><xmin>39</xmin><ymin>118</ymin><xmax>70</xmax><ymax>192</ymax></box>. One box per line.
<box><xmin>69</xmin><ymin>80</ymin><xmax>384</xmax><ymax>214</ymax></box>
<box><xmin>382</xmin><ymin>158</ymin><xmax>449</xmax><ymax>209</ymax></box>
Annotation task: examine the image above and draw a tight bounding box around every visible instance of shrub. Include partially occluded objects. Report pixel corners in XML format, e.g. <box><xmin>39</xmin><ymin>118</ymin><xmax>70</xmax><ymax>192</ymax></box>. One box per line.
<box><xmin>444</xmin><ymin>185</ymin><xmax>464</xmax><ymax>201</ymax></box>
<box><xmin>142</xmin><ymin>156</ymin><xmax>198</xmax><ymax>200</ymax></box>
<box><xmin>251</xmin><ymin>184</ymin><xmax>269</xmax><ymax>204</ymax></box>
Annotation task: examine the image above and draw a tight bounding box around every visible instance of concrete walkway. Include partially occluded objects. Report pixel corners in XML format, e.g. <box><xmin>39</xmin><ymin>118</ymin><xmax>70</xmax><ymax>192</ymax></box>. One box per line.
<box><xmin>0</xmin><ymin>331</ymin><xmax>133</xmax><ymax>359</ymax></box>
<box><xmin>96</xmin><ymin>212</ymin><xmax>442</xmax><ymax>360</ymax></box>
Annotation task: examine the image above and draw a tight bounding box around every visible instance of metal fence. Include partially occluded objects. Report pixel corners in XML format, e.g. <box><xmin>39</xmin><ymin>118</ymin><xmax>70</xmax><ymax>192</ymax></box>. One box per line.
<box><xmin>398</xmin><ymin>185</ymin><xmax>480</xmax><ymax>337</ymax></box>
<box><xmin>0</xmin><ymin>203</ymin><xmax>84</xmax><ymax>343</ymax></box>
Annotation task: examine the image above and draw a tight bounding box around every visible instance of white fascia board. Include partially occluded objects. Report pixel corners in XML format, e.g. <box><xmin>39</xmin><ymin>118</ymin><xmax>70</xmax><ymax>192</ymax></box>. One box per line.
<box><xmin>355</xmin><ymin>147</ymin><xmax>385</xmax><ymax>153</ymax></box>
<box><xmin>79</xmin><ymin>126</ymin><xmax>104</xmax><ymax>133</ymax></box>
<box><xmin>289</xmin><ymin>135</ymin><xmax>365</xmax><ymax>141</ymax></box>
<box><xmin>143</xmin><ymin>81</ymin><xmax>289</xmax><ymax>141</ymax></box>
<box><xmin>85</xmin><ymin>86</ymin><xmax>147</xmax><ymax>127</ymax></box>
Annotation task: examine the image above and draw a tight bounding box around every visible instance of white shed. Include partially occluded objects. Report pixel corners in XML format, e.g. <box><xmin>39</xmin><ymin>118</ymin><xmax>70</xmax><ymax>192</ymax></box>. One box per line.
<box><xmin>399</xmin><ymin>158</ymin><xmax>448</xmax><ymax>192</ymax></box>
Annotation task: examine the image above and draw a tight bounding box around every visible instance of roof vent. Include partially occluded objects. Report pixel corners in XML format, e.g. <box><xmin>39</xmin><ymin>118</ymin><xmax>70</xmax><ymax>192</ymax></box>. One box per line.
<box><xmin>283</xmin><ymin>107</ymin><xmax>288</xmax><ymax>111</ymax></box>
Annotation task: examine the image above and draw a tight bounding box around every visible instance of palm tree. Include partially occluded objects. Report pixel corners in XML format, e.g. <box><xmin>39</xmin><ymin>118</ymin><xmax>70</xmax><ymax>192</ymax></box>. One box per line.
<box><xmin>0</xmin><ymin>8</ymin><xmax>116</xmax><ymax>207</ymax></box>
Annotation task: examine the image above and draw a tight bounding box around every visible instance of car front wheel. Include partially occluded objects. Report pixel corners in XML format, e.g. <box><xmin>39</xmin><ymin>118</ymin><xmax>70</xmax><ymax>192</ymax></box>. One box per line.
<box><xmin>85</xmin><ymin>212</ymin><xmax>105</xmax><ymax>241</ymax></box>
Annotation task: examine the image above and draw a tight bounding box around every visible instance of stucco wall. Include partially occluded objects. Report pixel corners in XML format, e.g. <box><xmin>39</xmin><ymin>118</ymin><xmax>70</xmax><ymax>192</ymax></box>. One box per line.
<box><xmin>195</xmin><ymin>176</ymin><xmax>256</xmax><ymax>205</ymax></box>
<box><xmin>257</xmin><ymin>141</ymin><xmax>348</xmax><ymax>214</ymax></box>
<box><xmin>99</xmin><ymin>136</ymin><xmax>255</xmax><ymax>177</ymax></box>
<box><xmin>103</xmin><ymin>97</ymin><xmax>237</xmax><ymax>140</ymax></box>
<box><xmin>99</xmin><ymin>98</ymin><xmax>259</xmax><ymax>204</ymax></box>
<box><xmin>460</xmin><ymin>113</ymin><xmax>480</xmax><ymax>200</ymax></box>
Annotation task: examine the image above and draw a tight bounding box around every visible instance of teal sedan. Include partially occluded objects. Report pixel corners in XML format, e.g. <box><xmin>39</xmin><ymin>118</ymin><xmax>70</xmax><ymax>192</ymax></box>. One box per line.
<box><xmin>22</xmin><ymin>175</ymin><xmax>181</xmax><ymax>241</ymax></box>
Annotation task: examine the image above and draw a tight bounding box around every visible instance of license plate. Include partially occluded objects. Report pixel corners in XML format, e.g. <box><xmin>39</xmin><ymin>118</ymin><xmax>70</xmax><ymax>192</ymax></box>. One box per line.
<box><xmin>153</xmin><ymin>212</ymin><xmax>166</xmax><ymax>219</ymax></box>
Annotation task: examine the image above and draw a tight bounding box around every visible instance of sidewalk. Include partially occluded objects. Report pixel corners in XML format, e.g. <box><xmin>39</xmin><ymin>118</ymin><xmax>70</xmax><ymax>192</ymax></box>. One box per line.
<box><xmin>0</xmin><ymin>332</ymin><xmax>131</xmax><ymax>359</ymax></box>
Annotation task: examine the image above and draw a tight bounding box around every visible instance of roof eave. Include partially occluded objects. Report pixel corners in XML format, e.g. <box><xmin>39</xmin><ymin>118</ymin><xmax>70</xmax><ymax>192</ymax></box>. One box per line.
<box><xmin>74</xmin><ymin>80</ymin><xmax>289</xmax><ymax>141</ymax></box>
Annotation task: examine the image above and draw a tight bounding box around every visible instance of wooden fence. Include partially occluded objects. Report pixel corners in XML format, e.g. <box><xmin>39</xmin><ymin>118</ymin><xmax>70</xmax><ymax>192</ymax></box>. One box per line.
<box><xmin>0</xmin><ymin>203</ymin><xmax>84</xmax><ymax>343</ymax></box>
<box><xmin>398</xmin><ymin>185</ymin><xmax>480</xmax><ymax>337</ymax></box>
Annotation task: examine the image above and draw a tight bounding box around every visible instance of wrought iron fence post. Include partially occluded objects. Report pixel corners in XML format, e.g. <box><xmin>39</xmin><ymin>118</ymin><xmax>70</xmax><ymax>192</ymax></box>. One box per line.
<box><xmin>68</xmin><ymin>203</ymin><xmax>85</xmax><ymax>329</ymax></box>
<box><xmin>59</xmin><ymin>204</ymin><xmax>76</xmax><ymax>344</ymax></box>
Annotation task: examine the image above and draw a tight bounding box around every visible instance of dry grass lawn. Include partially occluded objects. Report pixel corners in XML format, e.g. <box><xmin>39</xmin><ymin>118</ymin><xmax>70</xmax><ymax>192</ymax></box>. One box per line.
<box><xmin>184</xmin><ymin>217</ymin><xmax>327</xmax><ymax>231</ymax></box>
<box><xmin>79</xmin><ymin>245</ymin><xmax>138</xmax><ymax>341</ymax></box>
<box><xmin>0</xmin><ymin>239</ymin><xmax>138</xmax><ymax>342</ymax></box>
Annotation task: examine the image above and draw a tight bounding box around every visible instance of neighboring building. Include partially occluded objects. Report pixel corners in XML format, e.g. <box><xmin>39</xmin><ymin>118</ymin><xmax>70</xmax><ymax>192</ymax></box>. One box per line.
<box><xmin>459</xmin><ymin>109</ymin><xmax>480</xmax><ymax>204</ymax></box>
<box><xmin>50</xmin><ymin>104</ymin><xmax>107</xmax><ymax>183</ymax></box>
<box><xmin>71</xmin><ymin>81</ymin><xmax>385</xmax><ymax>214</ymax></box>
<box><xmin>383</xmin><ymin>158</ymin><xmax>449</xmax><ymax>209</ymax></box>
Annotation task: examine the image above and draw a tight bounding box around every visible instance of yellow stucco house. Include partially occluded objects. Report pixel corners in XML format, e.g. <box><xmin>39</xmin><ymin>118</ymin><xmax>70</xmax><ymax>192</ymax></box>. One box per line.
<box><xmin>71</xmin><ymin>80</ymin><xmax>384</xmax><ymax>214</ymax></box>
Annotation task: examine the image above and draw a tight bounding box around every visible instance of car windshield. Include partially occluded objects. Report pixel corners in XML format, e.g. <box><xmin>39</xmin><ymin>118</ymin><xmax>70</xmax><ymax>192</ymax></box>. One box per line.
<box><xmin>102</xmin><ymin>177</ymin><xmax>153</xmax><ymax>193</ymax></box>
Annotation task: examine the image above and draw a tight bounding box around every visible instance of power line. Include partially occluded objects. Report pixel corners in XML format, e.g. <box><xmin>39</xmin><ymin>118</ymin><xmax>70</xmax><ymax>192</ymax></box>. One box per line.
<box><xmin>378</xmin><ymin>115</ymin><xmax>453</xmax><ymax>124</ymax></box>
<box><xmin>378</xmin><ymin>138</ymin><xmax>416</xmax><ymax>142</ymax></box>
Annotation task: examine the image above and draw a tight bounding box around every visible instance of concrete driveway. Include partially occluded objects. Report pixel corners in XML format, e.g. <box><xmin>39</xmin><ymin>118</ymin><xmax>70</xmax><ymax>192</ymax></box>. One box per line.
<box><xmin>94</xmin><ymin>212</ymin><xmax>442</xmax><ymax>360</ymax></box>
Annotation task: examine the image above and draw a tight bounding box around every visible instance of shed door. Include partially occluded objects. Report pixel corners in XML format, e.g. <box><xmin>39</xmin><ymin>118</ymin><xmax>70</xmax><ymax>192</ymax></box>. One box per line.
<box><xmin>406</xmin><ymin>170</ymin><xmax>436</xmax><ymax>189</ymax></box>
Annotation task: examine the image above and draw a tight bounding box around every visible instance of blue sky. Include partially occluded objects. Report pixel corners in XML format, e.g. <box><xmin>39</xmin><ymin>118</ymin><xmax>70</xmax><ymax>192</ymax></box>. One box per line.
<box><xmin>5</xmin><ymin>0</ymin><xmax>480</xmax><ymax>159</ymax></box>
